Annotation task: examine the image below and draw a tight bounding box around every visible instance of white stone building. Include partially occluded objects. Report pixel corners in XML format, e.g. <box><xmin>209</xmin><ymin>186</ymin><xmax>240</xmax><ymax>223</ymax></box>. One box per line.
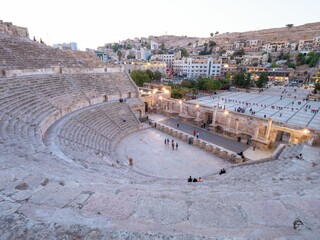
<box><xmin>173</xmin><ymin>57</ymin><xmax>222</xmax><ymax>78</ymax></box>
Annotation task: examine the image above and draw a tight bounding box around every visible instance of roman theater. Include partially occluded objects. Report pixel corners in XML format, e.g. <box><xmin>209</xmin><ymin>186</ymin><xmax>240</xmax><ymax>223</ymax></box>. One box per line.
<box><xmin>0</xmin><ymin>21</ymin><xmax>320</xmax><ymax>239</ymax></box>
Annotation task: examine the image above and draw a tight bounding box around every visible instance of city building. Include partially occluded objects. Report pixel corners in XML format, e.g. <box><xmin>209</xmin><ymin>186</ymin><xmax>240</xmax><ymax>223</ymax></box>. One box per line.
<box><xmin>52</xmin><ymin>42</ymin><xmax>78</xmax><ymax>51</ymax></box>
<box><xmin>298</xmin><ymin>39</ymin><xmax>314</xmax><ymax>51</ymax></box>
<box><xmin>173</xmin><ymin>57</ymin><xmax>222</xmax><ymax>78</ymax></box>
<box><xmin>151</xmin><ymin>51</ymin><xmax>181</xmax><ymax>68</ymax></box>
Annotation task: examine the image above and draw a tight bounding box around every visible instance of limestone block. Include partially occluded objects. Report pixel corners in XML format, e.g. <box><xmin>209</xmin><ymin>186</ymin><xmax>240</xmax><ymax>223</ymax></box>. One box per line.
<box><xmin>235</xmin><ymin>157</ymin><xmax>243</xmax><ymax>164</ymax></box>
<box><xmin>200</xmin><ymin>141</ymin><xmax>207</xmax><ymax>149</ymax></box>
<box><xmin>193</xmin><ymin>139</ymin><xmax>200</xmax><ymax>146</ymax></box>
<box><xmin>181</xmin><ymin>134</ymin><xmax>188</xmax><ymax>142</ymax></box>
<box><xmin>178</xmin><ymin>132</ymin><xmax>184</xmax><ymax>140</ymax></box>
<box><xmin>220</xmin><ymin>150</ymin><xmax>228</xmax><ymax>159</ymax></box>
<box><xmin>230</xmin><ymin>154</ymin><xmax>237</xmax><ymax>162</ymax></box>
<box><xmin>215</xmin><ymin>147</ymin><xmax>221</xmax><ymax>156</ymax></box>
<box><xmin>206</xmin><ymin>144</ymin><xmax>213</xmax><ymax>152</ymax></box>
<box><xmin>172</xmin><ymin>130</ymin><xmax>178</xmax><ymax>137</ymax></box>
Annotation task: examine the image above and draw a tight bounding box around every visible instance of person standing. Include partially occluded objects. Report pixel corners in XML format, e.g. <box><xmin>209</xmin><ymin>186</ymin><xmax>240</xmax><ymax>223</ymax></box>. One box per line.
<box><xmin>193</xmin><ymin>130</ymin><xmax>196</xmax><ymax>137</ymax></box>
<box><xmin>172</xmin><ymin>142</ymin><xmax>175</xmax><ymax>150</ymax></box>
<box><xmin>196</xmin><ymin>131</ymin><xmax>199</xmax><ymax>139</ymax></box>
<box><xmin>177</xmin><ymin>122</ymin><xmax>180</xmax><ymax>128</ymax></box>
<box><xmin>176</xmin><ymin>142</ymin><xmax>178</xmax><ymax>150</ymax></box>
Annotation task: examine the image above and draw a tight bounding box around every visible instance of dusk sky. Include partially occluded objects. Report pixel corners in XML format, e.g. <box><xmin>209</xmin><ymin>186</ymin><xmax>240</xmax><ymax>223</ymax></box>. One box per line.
<box><xmin>1</xmin><ymin>0</ymin><xmax>319</xmax><ymax>50</ymax></box>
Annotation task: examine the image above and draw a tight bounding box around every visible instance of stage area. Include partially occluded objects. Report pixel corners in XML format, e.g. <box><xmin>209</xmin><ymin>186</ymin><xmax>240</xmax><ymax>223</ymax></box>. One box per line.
<box><xmin>115</xmin><ymin>128</ymin><xmax>231</xmax><ymax>179</ymax></box>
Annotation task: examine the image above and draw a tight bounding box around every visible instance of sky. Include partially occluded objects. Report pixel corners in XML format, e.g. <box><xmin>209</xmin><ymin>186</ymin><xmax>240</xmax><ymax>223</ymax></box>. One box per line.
<box><xmin>1</xmin><ymin>0</ymin><xmax>320</xmax><ymax>50</ymax></box>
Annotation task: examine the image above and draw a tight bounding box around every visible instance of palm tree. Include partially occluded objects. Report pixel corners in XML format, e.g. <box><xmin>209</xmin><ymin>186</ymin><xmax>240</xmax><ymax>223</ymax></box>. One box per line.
<box><xmin>117</xmin><ymin>50</ymin><xmax>122</xmax><ymax>63</ymax></box>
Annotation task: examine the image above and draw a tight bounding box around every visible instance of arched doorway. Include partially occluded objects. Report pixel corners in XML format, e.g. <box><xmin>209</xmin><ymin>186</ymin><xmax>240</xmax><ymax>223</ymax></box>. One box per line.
<box><xmin>275</xmin><ymin>130</ymin><xmax>290</xmax><ymax>144</ymax></box>
<box><xmin>144</xmin><ymin>102</ymin><xmax>149</xmax><ymax>112</ymax></box>
<box><xmin>216</xmin><ymin>125</ymin><xmax>224</xmax><ymax>134</ymax></box>
<box><xmin>137</xmin><ymin>109</ymin><xmax>143</xmax><ymax>119</ymax></box>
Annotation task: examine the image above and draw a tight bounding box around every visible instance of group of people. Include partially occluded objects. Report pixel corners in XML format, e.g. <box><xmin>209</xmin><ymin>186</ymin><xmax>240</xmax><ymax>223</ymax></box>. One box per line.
<box><xmin>164</xmin><ymin>138</ymin><xmax>178</xmax><ymax>150</ymax></box>
<box><xmin>193</xmin><ymin>130</ymin><xmax>200</xmax><ymax>139</ymax></box>
<box><xmin>219</xmin><ymin>168</ymin><xmax>226</xmax><ymax>175</ymax></box>
<box><xmin>187</xmin><ymin>176</ymin><xmax>203</xmax><ymax>182</ymax></box>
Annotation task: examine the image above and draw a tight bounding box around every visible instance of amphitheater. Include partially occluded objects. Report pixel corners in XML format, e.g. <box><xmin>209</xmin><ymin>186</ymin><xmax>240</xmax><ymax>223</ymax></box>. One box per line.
<box><xmin>1</xmin><ymin>21</ymin><xmax>320</xmax><ymax>240</ymax></box>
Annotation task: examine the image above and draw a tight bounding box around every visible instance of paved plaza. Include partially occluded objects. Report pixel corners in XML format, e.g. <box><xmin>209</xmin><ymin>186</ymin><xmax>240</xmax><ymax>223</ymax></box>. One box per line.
<box><xmin>116</xmin><ymin>128</ymin><xmax>232</xmax><ymax>179</ymax></box>
<box><xmin>188</xmin><ymin>86</ymin><xmax>320</xmax><ymax>130</ymax></box>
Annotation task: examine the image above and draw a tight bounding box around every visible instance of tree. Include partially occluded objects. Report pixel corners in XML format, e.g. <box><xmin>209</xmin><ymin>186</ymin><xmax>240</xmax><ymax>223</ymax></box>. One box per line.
<box><xmin>271</xmin><ymin>62</ymin><xmax>278</xmax><ymax>68</ymax></box>
<box><xmin>130</xmin><ymin>70</ymin><xmax>150</xmax><ymax>87</ymax></box>
<box><xmin>286</xmin><ymin>24</ymin><xmax>294</xmax><ymax>28</ymax></box>
<box><xmin>117</xmin><ymin>50</ymin><xmax>122</xmax><ymax>62</ymax></box>
<box><xmin>233</xmin><ymin>49</ymin><xmax>245</xmax><ymax>57</ymax></box>
<box><xmin>244</xmin><ymin>73</ymin><xmax>251</xmax><ymax>88</ymax></box>
<box><xmin>127</xmin><ymin>54</ymin><xmax>135</xmax><ymax>59</ymax></box>
<box><xmin>225</xmin><ymin>72</ymin><xmax>232</xmax><ymax>81</ymax></box>
<box><xmin>210</xmin><ymin>33</ymin><xmax>214</xmax><ymax>37</ymax></box>
<box><xmin>112</xmin><ymin>43</ymin><xmax>121</xmax><ymax>52</ymax></box>
<box><xmin>232</xmin><ymin>72</ymin><xmax>246</xmax><ymax>87</ymax></box>
<box><xmin>287</xmin><ymin>63</ymin><xmax>296</xmax><ymax>69</ymax></box>
<box><xmin>256</xmin><ymin>72</ymin><xmax>268</xmax><ymax>88</ymax></box>
<box><xmin>171</xmin><ymin>89</ymin><xmax>183</xmax><ymax>99</ymax></box>
<box><xmin>153</xmin><ymin>70</ymin><xmax>162</xmax><ymax>81</ymax></box>
<box><xmin>204</xmin><ymin>79</ymin><xmax>222</xmax><ymax>93</ymax></box>
<box><xmin>181</xmin><ymin>80</ymin><xmax>192</xmax><ymax>88</ymax></box>
<box><xmin>145</xmin><ymin>69</ymin><xmax>154</xmax><ymax>80</ymax></box>
<box><xmin>160</xmin><ymin>43</ymin><xmax>166</xmax><ymax>51</ymax></box>
<box><xmin>296</xmin><ymin>53</ymin><xmax>306</xmax><ymax>66</ymax></box>
<box><xmin>180</xmin><ymin>48</ymin><xmax>189</xmax><ymax>58</ymax></box>
<box><xmin>209</xmin><ymin>41</ymin><xmax>216</xmax><ymax>47</ymax></box>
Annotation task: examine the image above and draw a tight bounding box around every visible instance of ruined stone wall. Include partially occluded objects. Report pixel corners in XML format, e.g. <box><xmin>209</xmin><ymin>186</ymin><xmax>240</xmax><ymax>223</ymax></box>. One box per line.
<box><xmin>0</xmin><ymin>20</ymin><xmax>28</xmax><ymax>37</ymax></box>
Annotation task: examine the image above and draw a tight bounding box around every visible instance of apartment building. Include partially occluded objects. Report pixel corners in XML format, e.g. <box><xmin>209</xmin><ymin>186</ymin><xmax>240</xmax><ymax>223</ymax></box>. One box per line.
<box><xmin>298</xmin><ymin>39</ymin><xmax>314</xmax><ymax>51</ymax></box>
<box><xmin>221</xmin><ymin>64</ymin><xmax>239</xmax><ymax>77</ymax></box>
<box><xmin>173</xmin><ymin>57</ymin><xmax>222</xmax><ymax>78</ymax></box>
<box><xmin>151</xmin><ymin>51</ymin><xmax>181</xmax><ymax>68</ymax></box>
<box><xmin>263</xmin><ymin>41</ymin><xmax>288</xmax><ymax>52</ymax></box>
<box><xmin>234</xmin><ymin>41</ymin><xmax>245</xmax><ymax>50</ymax></box>
<box><xmin>244</xmin><ymin>39</ymin><xmax>262</xmax><ymax>51</ymax></box>
<box><xmin>312</xmin><ymin>36</ymin><xmax>320</xmax><ymax>51</ymax></box>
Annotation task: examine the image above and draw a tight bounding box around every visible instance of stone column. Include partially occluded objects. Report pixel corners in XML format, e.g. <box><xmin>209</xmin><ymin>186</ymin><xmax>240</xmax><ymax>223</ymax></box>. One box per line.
<box><xmin>235</xmin><ymin>119</ymin><xmax>239</xmax><ymax>133</ymax></box>
<box><xmin>196</xmin><ymin>110</ymin><xmax>200</xmax><ymax>121</ymax></box>
<box><xmin>226</xmin><ymin>116</ymin><xmax>231</xmax><ymax>129</ymax></box>
<box><xmin>211</xmin><ymin>108</ymin><xmax>218</xmax><ymax>126</ymax></box>
<box><xmin>254</xmin><ymin>127</ymin><xmax>259</xmax><ymax>140</ymax></box>
<box><xmin>265</xmin><ymin>118</ymin><xmax>272</xmax><ymax>141</ymax></box>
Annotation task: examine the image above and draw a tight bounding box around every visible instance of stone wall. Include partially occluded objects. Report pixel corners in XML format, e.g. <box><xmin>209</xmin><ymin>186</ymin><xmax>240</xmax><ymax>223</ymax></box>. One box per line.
<box><xmin>0</xmin><ymin>20</ymin><xmax>28</xmax><ymax>37</ymax></box>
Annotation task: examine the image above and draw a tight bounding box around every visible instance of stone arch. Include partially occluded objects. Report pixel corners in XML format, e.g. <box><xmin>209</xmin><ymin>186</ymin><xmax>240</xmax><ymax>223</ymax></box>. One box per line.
<box><xmin>299</xmin><ymin>135</ymin><xmax>308</xmax><ymax>143</ymax></box>
<box><xmin>144</xmin><ymin>102</ymin><xmax>149</xmax><ymax>112</ymax></box>
<box><xmin>216</xmin><ymin>125</ymin><xmax>224</xmax><ymax>134</ymax></box>
<box><xmin>237</xmin><ymin>132</ymin><xmax>252</xmax><ymax>143</ymax></box>
<box><xmin>137</xmin><ymin>109</ymin><xmax>143</xmax><ymax>119</ymax></box>
<box><xmin>171</xmin><ymin>102</ymin><xmax>175</xmax><ymax>110</ymax></box>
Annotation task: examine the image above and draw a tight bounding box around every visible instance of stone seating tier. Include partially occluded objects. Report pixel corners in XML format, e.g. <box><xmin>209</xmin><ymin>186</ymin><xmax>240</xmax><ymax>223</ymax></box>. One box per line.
<box><xmin>57</xmin><ymin>101</ymin><xmax>140</xmax><ymax>160</ymax></box>
<box><xmin>0</xmin><ymin>33</ymin><xmax>107</xmax><ymax>69</ymax></box>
